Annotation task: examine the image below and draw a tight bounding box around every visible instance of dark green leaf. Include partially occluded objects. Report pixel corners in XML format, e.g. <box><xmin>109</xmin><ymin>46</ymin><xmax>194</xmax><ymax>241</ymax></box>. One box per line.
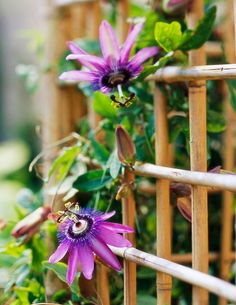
<box><xmin>93</xmin><ymin>92</ymin><xmax>118</xmax><ymax>120</ymax></box>
<box><xmin>207</xmin><ymin>110</ymin><xmax>226</xmax><ymax>133</ymax></box>
<box><xmin>42</xmin><ymin>261</ymin><xmax>80</xmax><ymax>294</ymax></box>
<box><xmin>137</xmin><ymin>294</ymin><xmax>156</xmax><ymax>305</ymax></box>
<box><xmin>90</xmin><ymin>133</ymin><xmax>109</xmax><ymax>165</ymax></box>
<box><xmin>179</xmin><ymin>6</ymin><xmax>216</xmax><ymax>51</ymax></box>
<box><xmin>155</xmin><ymin>21</ymin><xmax>183</xmax><ymax>52</ymax></box>
<box><xmin>137</xmin><ymin>52</ymin><xmax>173</xmax><ymax>81</ymax></box>
<box><xmin>227</xmin><ymin>80</ymin><xmax>236</xmax><ymax>111</ymax></box>
<box><xmin>73</xmin><ymin>170</ymin><xmax>113</xmax><ymax>192</ymax></box>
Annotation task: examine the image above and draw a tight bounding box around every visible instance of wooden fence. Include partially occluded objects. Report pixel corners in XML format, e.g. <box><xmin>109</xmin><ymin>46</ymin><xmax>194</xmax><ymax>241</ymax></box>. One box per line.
<box><xmin>41</xmin><ymin>0</ymin><xmax>236</xmax><ymax>304</ymax></box>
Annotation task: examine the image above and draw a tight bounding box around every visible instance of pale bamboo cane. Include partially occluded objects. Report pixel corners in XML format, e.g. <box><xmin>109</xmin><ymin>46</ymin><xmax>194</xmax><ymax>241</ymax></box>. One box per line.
<box><xmin>147</xmin><ymin>64</ymin><xmax>236</xmax><ymax>82</ymax></box>
<box><xmin>122</xmin><ymin>168</ymin><xmax>136</xmax><ymax>305</ymax></box>
<box><xmin>219</xmin><ymin>1</ymin><xmax>236</xmax><ymax>304</ymax></box>
<box><xmin>154</xmin><ymin>88</ymin><xmax>172</xmax><ymax>305</ymax></box>
<box><xmin>134</xmin><ymin>163</ymin><xmax>236</xmax><ymax>192</ymax></box>
<box><xmin>188</xmin><ymin>1</ymin><xmax>208</xmax><ymax>305</ymax></box>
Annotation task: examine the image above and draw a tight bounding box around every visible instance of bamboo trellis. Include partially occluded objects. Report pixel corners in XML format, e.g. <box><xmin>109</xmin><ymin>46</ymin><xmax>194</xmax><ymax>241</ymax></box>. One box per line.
<box><xmin>40</xmin><ymin>0</ymin><xmax>236</xmax><ymax>304</ymax></box>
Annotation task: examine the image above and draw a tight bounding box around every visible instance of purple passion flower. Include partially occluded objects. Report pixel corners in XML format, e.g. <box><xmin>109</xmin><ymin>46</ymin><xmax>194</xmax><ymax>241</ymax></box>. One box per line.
<box><xmin>49</xmin><ymin>207</ymin><xmax>134</xmax><ymax>285</ymax></box>
<box><xmin>59</xmin><ymin>20</ymin><xmax>159</xmax><ymax>100</ymax></box>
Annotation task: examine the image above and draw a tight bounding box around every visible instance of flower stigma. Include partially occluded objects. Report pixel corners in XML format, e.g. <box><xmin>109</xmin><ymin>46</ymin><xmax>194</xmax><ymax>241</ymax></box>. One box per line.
<box><xmin>110</xmin><ymin>84</ymin><xmax>136</xmax><ymax>109</ymax></box>
<box><xmin>72</xmin><ymin>219</ymin><xmax>88</xmax><ymax>235</ymax></box>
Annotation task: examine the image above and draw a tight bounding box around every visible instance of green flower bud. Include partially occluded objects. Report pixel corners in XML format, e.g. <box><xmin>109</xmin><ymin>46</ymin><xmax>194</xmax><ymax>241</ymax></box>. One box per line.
<box><xmin>115</xmin><ymin>125</ymin><xmax>136</xmax><ymax>167</ymax></box>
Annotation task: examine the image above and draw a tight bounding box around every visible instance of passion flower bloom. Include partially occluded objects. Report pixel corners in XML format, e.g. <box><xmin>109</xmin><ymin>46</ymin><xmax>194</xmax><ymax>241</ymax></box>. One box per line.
<box><xmin>59</xmin><ymin>20</ymin><xmax>159</xmax><ymax>100</ymax></box>
<box><xmin>49</xmin><ymin>207</ymin><xmax>134</xmax><ymax>285</ymax></box>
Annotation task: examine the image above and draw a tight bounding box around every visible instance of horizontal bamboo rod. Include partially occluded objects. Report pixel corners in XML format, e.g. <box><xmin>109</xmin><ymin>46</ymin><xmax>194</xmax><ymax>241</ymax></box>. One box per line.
<box><xmin>133</xmin><ymin>163</ymin><xmax>236</xmax><ymax>192</ymax></box>
<box><xmin>171</xmin><ymin>252</ymin><xmax>236</xmax><ymax>264</ymax></box>
<box><xmin>110</xmin><ymin>247</ymin><xmax>236</xmax><ymax>303</ymax></box>
<box><xmin>54</xmin><ymin>0</ymin><xmax>95</xmax><ymax>7</ymax></box>
<box><xmin>147</xmin><ymin>64</ymin><xmax>236</xmax><ymax>82</ymax></box>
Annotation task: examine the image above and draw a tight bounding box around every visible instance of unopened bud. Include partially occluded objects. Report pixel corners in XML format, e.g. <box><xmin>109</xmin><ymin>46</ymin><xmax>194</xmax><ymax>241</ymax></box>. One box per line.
<box><xmin>115</xmin><ymin>125</ymin><xmax>136</xmax><ymax>167</ymax></box>
<box><xmin>12</xmin><ymin>206</ymin><xmax>51</xmax><ymax>239</ymax></box>
<box><xmin>162</xmin><ymin>0</ymin><xmax>192</xmax><ymax>15</ymax></box>
<box><xmin>177</xmin><ymin>197</ymin><xmax>192</xmax><ymax>222</ymax></box>
<box><xmin>170</xmin><ymin>182</ymin><xmax>191</xmax><ymax>198</ymax></box>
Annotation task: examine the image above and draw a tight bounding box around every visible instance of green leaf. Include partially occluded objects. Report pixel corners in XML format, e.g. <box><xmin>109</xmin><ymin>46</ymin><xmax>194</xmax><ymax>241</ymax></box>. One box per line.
<box><xmin>73</xmin><ymin>170</ymin><xmax>113</xmax><ymax>192</ymax></box>
<box><xmin>107</xmin><ymin>149</ymin><xmax>121</xmax><ymax>179</ymax></box>
<box><xmin>90</xmin><ymin>133</ymin><xmax>109</xmax><ymax>165</ymax></box>
<box><xmin>155</xmin><ymin>21</ymin><xmax>183</xmax><ymax>52</ymax></box>
<box><xmin>137</xmin><ymin>52</ymin><xmax>173</xmax><ymax>81</ymax></box>
<box><xmin>179</xmin><ymin>6</ymin><xmax>216</xmax><ymax>51</ymax></box>
<box><xmin>47</xmin><ymin>146</ymin><xmax>80</xmax><ymax>182</ymax></box>
<box><xmin>227</xmin><ymin>80</ymin><xmax>236</xmax><ymax>111</ymax></box>
<box><xmin>42</xmin><ymin>261</ymin><xmax>80</xmax><ymax>295</ymax></box>
<box><xmin>137</xmin><ymin>294</ymin><xmax>157</xmax><ymax>305</ymax></box>
<box><xmin>93</xmin><ymin>91</ymin><xmax>118</xmax><ymax>120</ymax></box>
<box><xmin>207</xmin><ymin>110</ymin><xmax>226</xmax><ymax>133</ymax></box>
<box><xmin>14</xmin><ymin>287</ymin><xmax>30</xmax><ymax>305</ymax></box>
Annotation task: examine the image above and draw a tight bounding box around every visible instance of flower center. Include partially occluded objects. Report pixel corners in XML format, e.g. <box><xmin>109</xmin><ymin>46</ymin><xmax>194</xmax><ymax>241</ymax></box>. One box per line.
<box><xmin>72</xmin><ymin>220</ymin><xmax>88</xmax><ymax>235</ymax></box>
<box><xmin>102</xmin><ymin>69</ymin><xmax>131</xmax><ymax>88</ymax></box>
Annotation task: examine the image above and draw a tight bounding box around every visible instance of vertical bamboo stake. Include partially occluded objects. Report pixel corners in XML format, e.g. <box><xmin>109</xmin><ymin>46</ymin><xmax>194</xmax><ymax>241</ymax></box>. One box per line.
<box><xmin>122</xmin><ymin>168</ymin><xmax>136</xmax><ymax>305</ymax></box>
<box><xmin>117</xmin><ymin>0</ymin><xmax>129</xmax><ymax>42</ymax></box>
<box><xmin>154</xmin><ymin>87</ymin><xmax>172</xmax><ymax>305</ymax></box>
<box><xmin>219</xmin><ymin>1</ymin><xmax>236</xmax><ymax>305</ymax></box>
<box><xmin>188</xmin><ymin>1</ymin><xmax>208</xmax><ymax>305</ymax></box>
<box><xmin>96</xmin><ymin>265</ymin><xmax>110</xmax><ymax>305</ymax></box>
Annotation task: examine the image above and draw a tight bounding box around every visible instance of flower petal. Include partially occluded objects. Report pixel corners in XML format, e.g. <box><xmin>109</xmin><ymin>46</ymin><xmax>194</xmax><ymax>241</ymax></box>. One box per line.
<box><xmin>120</xmin><ymin>22</ymin><xmax>144</xmax><ymax>63</ymax></box>
<box><xmin>66</xmin><ymin>54</ymin><xmax>105</xmax><ymax>71</ymax></box>
<box><xmin>59</xmin><ymin>71</ymin><xmax>95</xmax><ymax>82</ymax></box>
<box><xmin>91</xmin><ymin>238</ymin><xmax>121</xmax><ymax>271</ymax></box>
<box><xmin>99</xmin><ymin>210</ymin><xmax>116</xmax><ymax>221</ymax></box>
<box><xmin>100</xmin><ymin>222</ymin><xmax>134</xmax><ymax>233</ymax></box>
<box><xmin>67</xmin><ymin>41</ymin><xmax>88</xmax><ymax>55</ymax></box>
<box><xmin>49</xmin><ymin>241</ymin><xmax>70</xmax><ymax>263</ymax></box>
<box><xmin>99</xmin><ymin>20</ymin><xmax>120</xmax><ymax>60</ymax></box>
<box><xmin>100</xmin><ymin>86</ymin><xmax>112</xmax><ymax>94</ymax></box>
<box><xmin>67</xmin><ymin>247</ymin><xmax>80</xmax><ymax>285</ymax></box>
<box><xmin>129</xmin><ymin>46</ymin><xmax>159</xmax><ymax>68</ymax></box>
<box><xmin>99</xmin><ymin>227</ymin><xmax>132</xmax><ymax>247</ymax></box>
<box><xmin>78</xmin><ymin>245</ymin><xmax>94</xmax><ymax>280</ymax></box>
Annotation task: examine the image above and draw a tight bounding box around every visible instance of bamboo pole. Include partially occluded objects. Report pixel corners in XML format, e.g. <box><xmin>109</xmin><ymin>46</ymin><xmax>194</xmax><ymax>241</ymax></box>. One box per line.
<box><xmin>171</xmin><ymin>252</ymin><xmax>236</xmax><ymax>264</ymax></box>
<box><xmin>110</xmin><ymin>247</ymin><xmax>236</xmax><ymax>303</ymax></box>
<box><xmin>77</xmin><ymin>154</ymin><xmax>236</xmax><ymax>191</ymax></box>
<box><xmin>122</xmin><ymin>168</ymin><xmax>136</xmax><ymax>305</ymax></box>
<box><xmin>134</xmin><ymin>163</ymin><xmax>236</xmax><ymax>192</ymax></box>
<box><xmin>188</xmin><ymin>1</ymin><xmax>208</xmax><ymax>305</ymax></box>
<box><xmin>117</xmin><ymin>0</ymin><xmax>129</xmax><ymax>42</ymax></box>
<box><xmin>219</xmin><ymin>1</ymin><xmax>236</xmax><ymax>304</ymax></box>
<box><xmin>154</xmin><ymin>88</ymin><xmax>172</xmax><ymax>305</ymax></box>
<box><xmin>147</xmin><ymin>64</ymin><xmax>236</xmax><ymax>82</ymax></box>
<box><xmin>96</xmin><ymin>265</ymin><xmax>110</xmax><ymax>305</ymax></box>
